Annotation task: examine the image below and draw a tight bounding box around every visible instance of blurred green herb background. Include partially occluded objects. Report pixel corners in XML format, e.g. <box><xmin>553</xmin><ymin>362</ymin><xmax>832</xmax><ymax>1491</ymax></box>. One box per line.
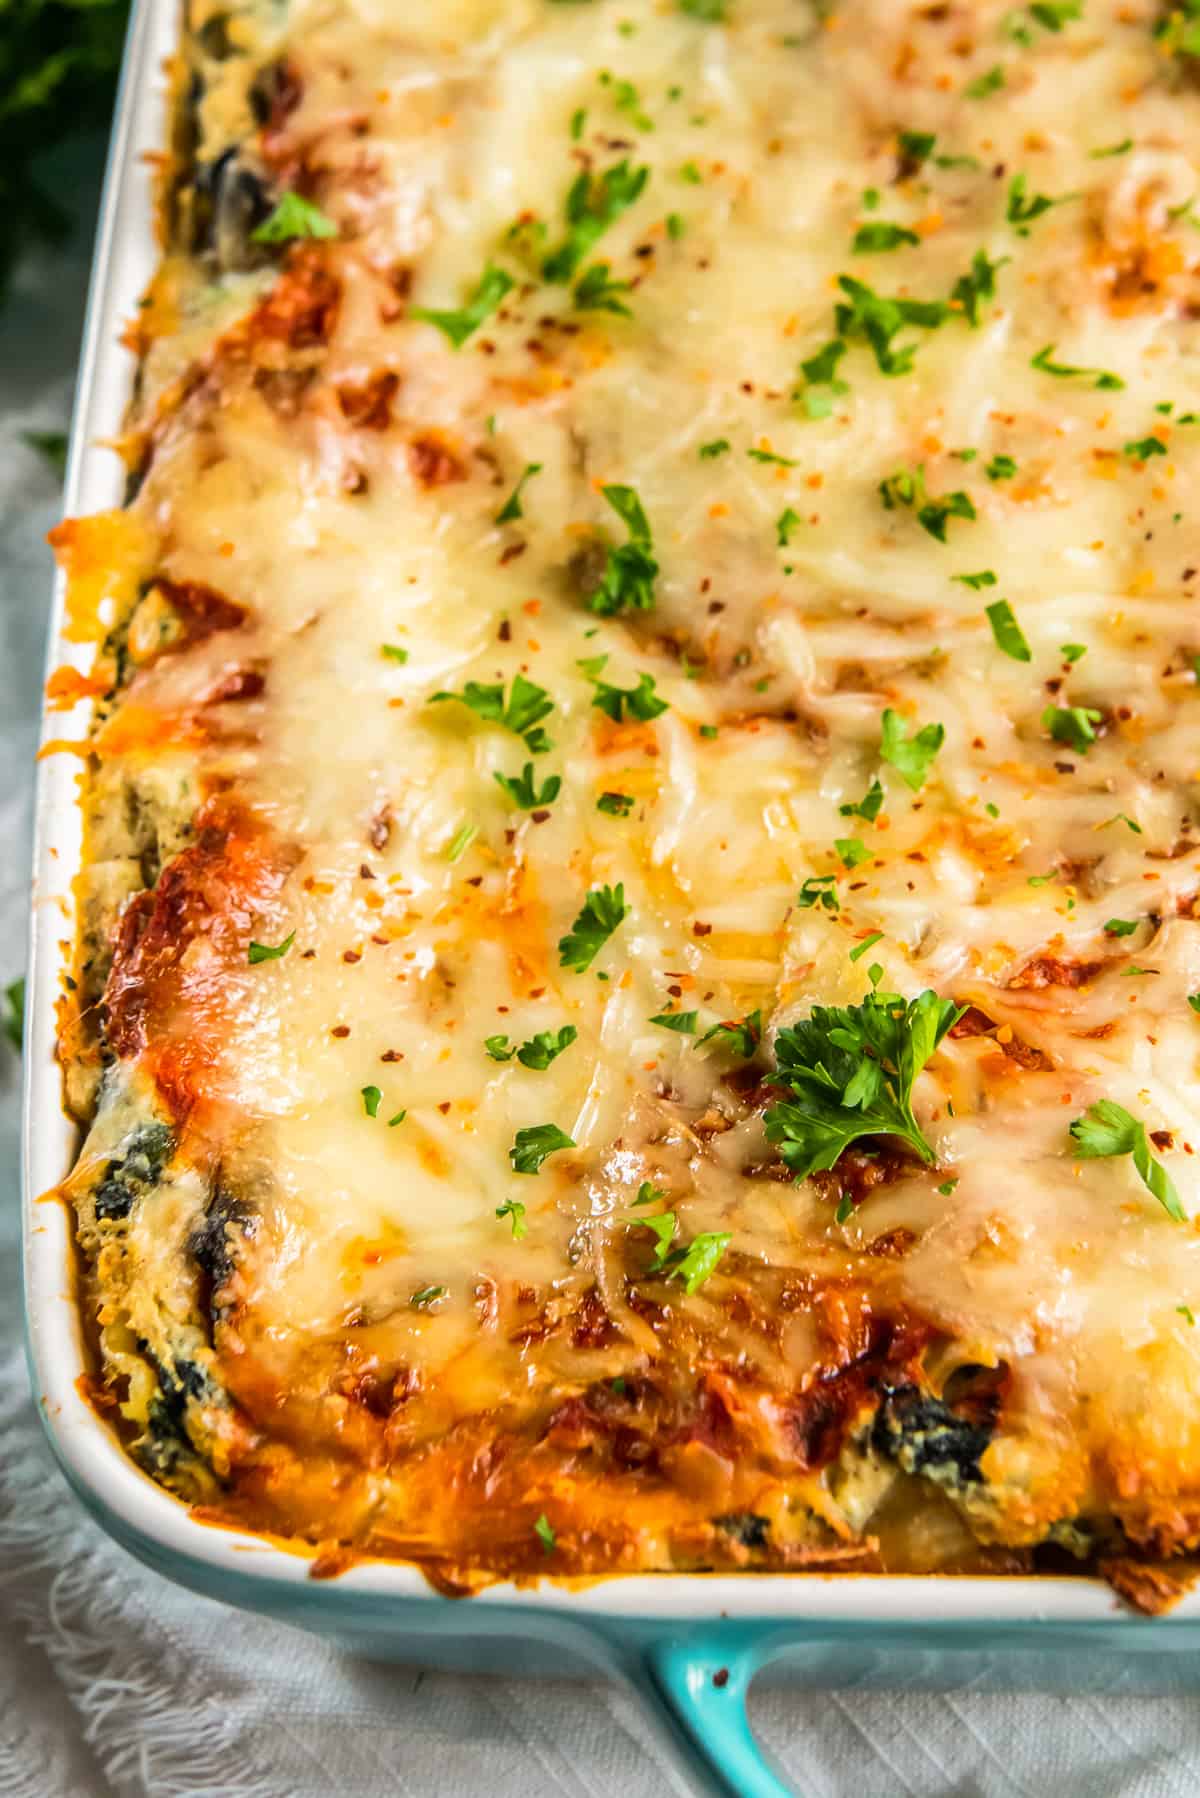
<box><xmin>0</xmin><ymin>0</ymin><xmax>131</xmax><ymax>304</ymax></box>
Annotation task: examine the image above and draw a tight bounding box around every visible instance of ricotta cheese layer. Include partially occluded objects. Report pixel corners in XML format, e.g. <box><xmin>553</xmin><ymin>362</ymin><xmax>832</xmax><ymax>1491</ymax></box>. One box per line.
<box><xmin>54</xmin><ymin>0</ymin><xmax>1200</xmax><ymax>1597</ymax></box>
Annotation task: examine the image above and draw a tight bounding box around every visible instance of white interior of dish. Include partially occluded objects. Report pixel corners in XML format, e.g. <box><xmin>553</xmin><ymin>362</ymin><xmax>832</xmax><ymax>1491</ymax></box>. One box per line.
<box><xmin>20</xmin><ymin>0</ymin><xmax>1182</xmax><ymax>1629</ymax></box>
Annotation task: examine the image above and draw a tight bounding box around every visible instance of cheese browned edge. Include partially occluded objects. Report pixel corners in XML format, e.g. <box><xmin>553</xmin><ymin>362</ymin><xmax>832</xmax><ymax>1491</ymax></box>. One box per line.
<box><xmin>50</xmin><ymin>0</ymin><xmax>1200</xmax><ymax>1603</ymax></box>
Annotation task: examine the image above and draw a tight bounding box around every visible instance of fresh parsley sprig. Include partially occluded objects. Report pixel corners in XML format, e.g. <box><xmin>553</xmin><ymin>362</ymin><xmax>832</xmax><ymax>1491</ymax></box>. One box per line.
<box><xmin>880</xmin><ymin>708</ymin><xmax>945</xmax><ymax>790</ymax></box>
<box><xmin>431</xmin><ymin>673</ymin><xmax>555</xmax><ymax>754</ymax></box>
<box><xmin>411</xmin><ymin>264</ymin><xmax>514</xmax><ymax>348</ymax></box>
<box><xmin>879</xmin><ymin>465</ymin><xmax>976</xmax><ymax>541</ymax></box>
<box><xmin>494</xmin><ymin>762</ymin><xmax>562</xmax><ymax>809</ymax></box>
<box><xmin>574</xmin><ymin>262</ymin><xmax>635</xmax><ymax>315</ymax></box>
<box><xmin>589</xmin><ymin>670</ymin><xmax>669</xmax><ymax>722</ymax></box>
<box><xmin>252</xmin><ymin>191</ymin><xmax>337</xmax><ymax>245</ymax></box>
<box><xmin>510</xmin><ymin>1122</ymin><xmax>576</xmax><ymax>1174</ymax></box>
<box><xmin>559</xmin><ymin>884</ymin><xmax>628</xmax><ymax>971</ymax></box>
<box><xmin>1069</xmin><ymin>1100</ymin><xmax>1184</xmax><ymax>1221</ymax></box>
<box><xmin>543</xmin><ymin>161</ymin><xmax>650</xmax><ymax>284</ymax></box>
<box><xmin>764</xmin><ymin>985</ymin><xmax>964</xmax><ymax>1180</ymax></box>
<box><xmin>487</xmin><ymin>1025</ymin><xmax>578</xmax><ymax>1069</ymax></box>
<box><xmin>588</xmin><ymin>485</ymin><xmax>659</xmax><ymax>615</ymax></box>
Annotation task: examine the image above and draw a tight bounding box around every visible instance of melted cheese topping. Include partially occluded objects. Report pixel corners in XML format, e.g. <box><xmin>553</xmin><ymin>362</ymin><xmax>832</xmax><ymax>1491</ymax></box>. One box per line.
<box><xmin>58</xmin><ymin>0</ymin><xmax>1200</xmax><ymax>1588</ymax></box>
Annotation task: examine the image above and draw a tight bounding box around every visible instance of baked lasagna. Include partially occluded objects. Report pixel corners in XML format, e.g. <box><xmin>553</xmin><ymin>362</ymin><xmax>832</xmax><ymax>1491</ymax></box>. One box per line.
<box><xmin>51</xmin><ymin>0</ymin><xmax>1200</xmax><ymax>1601</ymax></box>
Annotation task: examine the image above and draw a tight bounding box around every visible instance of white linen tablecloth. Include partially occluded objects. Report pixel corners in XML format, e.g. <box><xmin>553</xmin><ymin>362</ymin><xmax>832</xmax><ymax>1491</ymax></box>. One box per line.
<box><xmin>2</xmin><ymin>144</ymin><xmax>1199</xmax><ymax>1798</ymax></box>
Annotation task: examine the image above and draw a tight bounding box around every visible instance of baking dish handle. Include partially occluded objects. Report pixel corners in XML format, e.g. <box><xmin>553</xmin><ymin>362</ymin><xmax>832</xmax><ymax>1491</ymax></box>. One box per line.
<box><xmin>641</xmin><ymin>1633</ymin><xmax>796</xmax><ymax>1797</ymax></box>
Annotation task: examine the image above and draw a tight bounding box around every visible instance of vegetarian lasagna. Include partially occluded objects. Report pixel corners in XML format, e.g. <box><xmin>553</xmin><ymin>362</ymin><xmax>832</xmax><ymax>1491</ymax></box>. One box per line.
<box><xmin>52</xmin><ymin>0</ymin><xmax>1200</xmax><ymax>1601</ymax></box>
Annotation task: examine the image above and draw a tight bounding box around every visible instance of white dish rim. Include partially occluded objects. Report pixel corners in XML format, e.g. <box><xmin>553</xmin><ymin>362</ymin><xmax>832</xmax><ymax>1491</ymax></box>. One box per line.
<box><xmin>19</xmin><ymin>0</ymin><xmax>1188</xmax><ymax>1636</ymax></box>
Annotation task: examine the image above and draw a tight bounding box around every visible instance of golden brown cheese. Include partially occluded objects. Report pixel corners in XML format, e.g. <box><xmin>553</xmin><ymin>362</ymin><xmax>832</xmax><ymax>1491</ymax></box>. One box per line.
<box><xmin>55</xmin><ymin>0</ymin><xmax>1200</xmax><ymax>1599</ymax></box>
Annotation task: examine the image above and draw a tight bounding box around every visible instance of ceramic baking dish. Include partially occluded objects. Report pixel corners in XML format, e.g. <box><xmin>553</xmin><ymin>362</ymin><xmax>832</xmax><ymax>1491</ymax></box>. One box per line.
<box><xmin>21</xmin><ymin>5</ymin><xmax>1200</xmax><ymax>1793</ymax></box>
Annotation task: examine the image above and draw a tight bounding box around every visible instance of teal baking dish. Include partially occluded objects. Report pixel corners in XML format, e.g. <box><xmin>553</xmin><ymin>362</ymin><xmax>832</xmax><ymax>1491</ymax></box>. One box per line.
<box><xmin>21</xmin><ymin>6</ymin><xmax>1200</xmax><ymax>1795</ymax></box>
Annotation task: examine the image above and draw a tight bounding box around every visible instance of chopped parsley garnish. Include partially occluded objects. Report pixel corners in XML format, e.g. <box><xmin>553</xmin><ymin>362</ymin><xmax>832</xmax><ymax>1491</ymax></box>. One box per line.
<box><xmin>1060</xmin><ymin>642</ymin><xmax>1087</xmax><ymax>662</ymax></box>
<box><xmin>1006</xmin><ymin>173</ymin><xmax>1077</xmax><ymax>235</ymax></box>
<box><xmin>542</xmin><ymin>160</ymin><xmax>650</xmax><ymax>283</ymax></box>
<box><xmin>510</xmin><ymin>1123</ymin><xmax>576</xmax><ymax>1174</ymax></box>
<box><xmin>1124</xmin><ymin>435</ymin><xmax>1168</xmax><ymax>461</ymax></box>
<box><xmin>496</xmin><ymin>462</ymin><xmax>543</xmax><ymax>523</ymax></box>
<box><xmin>1042</xmin><ymin>703</ymin><xmax>1102</xmax><ymax>753</ymax></box>
<box><xmin>839</xmin><ymin>776</ymin><xmax>885</xmax><ymax>821</ymax></box>
<box><xmin>651</xmin><ymin>1010</ymin><xmax>699</xmax><ymax>1033</ymax></box>
<box><xmin>896</xmin><ymin>129</ymin><xmax>936</xmax><ymax>170</ymax></box>
<box><xmin>764</xmin><ymin>984</ymin><xmax>963</xmax><ymax>1179</ymax></box>
<box><xmin>588</xmin><ymin>484</ymin><xmax>658</xmax><ymax>615</ymax></box>
<box><xmin>853</xmin><ymin>221</ymin><xmax>919</xmax><ymax>254</ymax></box>
<box><xmin>590</xmin><ymin>670</ymin><xmax>668</xmax><ymax>722</ymax></box>
<box><xmin>494</xmin><ymin>762</ymin><xmax>562</xmax><ymax>809</ymax></box>
<box><xmin>965</xmin><ymin>65</ymin><xmax>1005</xmax><ymax>98</ymax></box>
<box><xmin>985</xmin><ymin>598</ymin><xmax>1032</xmax><ymax>662</ymax></box>
<box><xmin>680</xmin><ymin>0</ymin><xmax>727</xmax><ymax>17</ymax></box>
<box><xmin>747</xmin><ymin>446</ymin><xmax>797</xmax><ymax>467</ymax></box>
<box><xmin>953</xmin><ymin>569</ymin><xmax>997</xmax><ymax>589</ymax></box>
<box><xmin>879</xmin><ymin>465</ymin><xmax>976</xmax><ymax>541</ymax></box>
<box><xmin>601</xmin><ymin>73</ymin><xmax>654</xmax><ymax>134</ymax></box>
<box><xmin>388</xmin><ymin>1110</ymin><xmax>407</xmax><ymax>1128</ymax></box>
<box><xmin>381</xmin><ymin>643</ymin><xmax>409</xmax><ymax>664</ymax></box>
<box><xmin>849</xmin><ymin>932</ymin><xmax>885</xmax><ymax>963</ymax></box>
<box><xmin>699</xmin><ymin>723</ymin><xmax>719</xmax><ymax>739</ymax></box>
<box><xmin>3</xmin><ymin>977</ymin><xmax>23</xmax><ymax>1053</ymax></box>
<box><xmin>534</xmin><ymin>1514</ymin><xmax>557</xmax><ymax>1553</ymax></box>
<box><xmin>559</xmin><ymin>883</ymin><xmax>628</xmax><ymax>971</ymax></box>
<box><xmin>1026</xmin><ymin>1</ymin><xmax>1083</xmax><ymax>29</ymax></box>
<box><xmin>633</xmin><ymin>1182</ymin><xmax>667</xmax><ymax>1207</ymax></box>
<box><xmin>597</xmin><ymin>790</ymin><xmax>635</xmax><ymax>816</ymax></box>
<box><xmin>880</xmin><ymin>708</ymin><xmax>945</xmax><ymax>790</ymax></box>
<box><xmin>836</xmin><ymin>836</ymin><xmax>871</xmax><ymax>868</ymax></box>
<box><xmin>431</xmin><ymin>673</ymin><xmax>555</xmax><ymax>754</ymax></box>
<box><xmin>633</xmin><ymin>1208</ymin><xmax>679</xmax><ymax>1269</ymax></box>
<box><xmin>445</xmin><ymin>822</ymin><xmax>477</xmax><ymax>863</ymax></box>
<box><xmin>797</xmin><ymin>339</ymin><xmax>850</xmax><ymax>417</ymax></box>
<box><xmin>698</xmin><ymin>1011</ymin><xmax>762</xmax><ymax>1057</ymax></box>
<box><xmin>937</xmin><ymin>1178</ymin><xmax>959</xmax><ymax>1196</ymax></box>
<box><xmin>834</xmin><ymin>276</ymin><xmax>951</xmax><ymax>377</ymax></box>
<box><xmin>1179</xmin><ymin>1304</ymin><xmax>1196</xmax><ymax>1325</ymax></box>
<box><xmin>985</xmin><ymin>454</ymin><xmax>1018</xmax><ymax>482</ymax></box>
<box><xmin>658</xmin><ymin>1231</ymin><xmax>731</xmax><ymax>1294</ymax></box>
<box><xmin>495</xmin><ymin>1198</ymin><xmax>528</xmax><ymax>1239</ymax></box>
<box><xmin>251</xmin><ymin>191</ymin><xmax>337</xmax><ymax>244</ymax></box>
<box><xmin>1103</xmin><ymin>812</ymin><xmax>1142</xmax><ymax>834</ymax></box>
<box><xmin>699</xmin><ymin>438</ymin><xmax>731</xmax><ymax>458</ymax></box>
<box><xmin>570</xmin><ymin>106</ymin><xmax>587</xmax><ymax>141</ymax></box>
<box><xmin>411</xmin><ymin>263</ymin><xmax>514</xmax><ymax>348</ymax></box>
<box><xmin>1104</xmin><ymin>918</ymin><xmax>1138</xmax><ymax>937</ymax></box>
<box><xmin>520</xmin><ymin>1026</ymin><xmax>578</xmax><ymax>1069</ymax></box>
<box><xmin>949</xmin><ymin>249</ymin><xmax>1009</xmax><ymax>327</ymax></box>
<box><xmin>1091</xmin><ymin>138</ymin><xmax>1133</xmax><ymax>158</ymax></box>
<box><xmin>574</xmin><ymin>261</ymin><xmax>634</xmax><ymax>316</ymax></box>
<box><xmin>248</xmin><ymin>931</ymin><xmax>295</xmax><ymax>964</ymax></box>
<box><xmin>1069</xmin><ymin>1100</ymin><xmax>1184</xmax><ymax>1221</ymax></box>
<box><xmin>776</xmin><ymin>507</ymin><xmax>801</xmax><ymax>546</ymax></box>
<box><xmin>1190</xmin><ymin>993</ymin><xmax>1200</xmax><ymax>1014</ymax></box>
<box><xmin>1031</xmin><ymin>343</ymin><xmax>1124</xmax><ymax>390</ymax></box>
<box><xmin>411</xmin><ymin>1284</ymin><xmax>447</xmax><ymax>1309</ymax></box>
<box><xmin>797</xmin><ymin>874</ymin><xmax>840</xmax><ymax>913</ymax></box>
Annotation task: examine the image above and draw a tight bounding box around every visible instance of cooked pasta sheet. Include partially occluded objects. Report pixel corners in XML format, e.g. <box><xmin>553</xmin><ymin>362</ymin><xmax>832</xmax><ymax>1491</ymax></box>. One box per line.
<box><xmin>52</xmin><ymin>0</ymin><xmax>1200</xmax><ymax>1599</ymax></box>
